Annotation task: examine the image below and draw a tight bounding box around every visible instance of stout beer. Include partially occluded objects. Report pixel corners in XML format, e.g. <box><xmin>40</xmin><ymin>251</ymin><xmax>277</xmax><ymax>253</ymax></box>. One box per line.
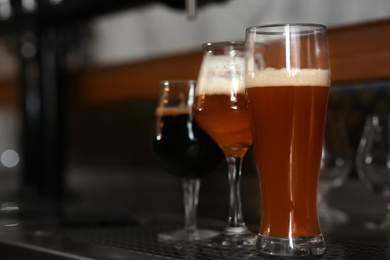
<box><xmin>153</xmin><ymin>106</ymin><xmax>222</xmax><ymax>179</ymax></box>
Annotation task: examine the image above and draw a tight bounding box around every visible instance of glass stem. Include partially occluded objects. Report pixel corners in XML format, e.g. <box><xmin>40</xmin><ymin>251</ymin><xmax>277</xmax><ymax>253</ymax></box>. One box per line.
<box><xmin>385</xmin><ymin>198</ymin><xmax>390</xmax><ymax>224</ymax></box>
<box><xmin>182</xmin><ymin>178</ymin><xmax>200</xmax><ymax>234</ymax></box>
<box><xmin>226</xmin><ymin>156</ymin><xmax>245</xmax><ymax>229</ymax></box>
<box><xmin>317</xmin><ymin>183</ymin><xmax>331</xmax><ymax>212</ymax></box>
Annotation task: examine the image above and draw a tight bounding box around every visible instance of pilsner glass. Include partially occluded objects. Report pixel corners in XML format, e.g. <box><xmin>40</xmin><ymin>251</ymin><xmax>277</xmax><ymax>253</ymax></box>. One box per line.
<box><xmin>193</xmin><ymin>41</ymin><xmax>256</xmax><ymax>247</ymax></box>
<box><xmin>245</xmin><ymin>24</ymin><xmax>330</xmax><ymax>256</ymax></box>
<box><xmin>153</xmin><ymin>80</ymin><xmax>223</xmax><ymax>242</ymax></box>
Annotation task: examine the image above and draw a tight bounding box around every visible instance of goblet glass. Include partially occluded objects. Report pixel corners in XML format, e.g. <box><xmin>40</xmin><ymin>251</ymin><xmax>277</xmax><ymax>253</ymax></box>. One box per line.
<box><xmin>245</xmin><ymin>23</ymin><xmax>330</xmax><ymax>256</ymax></box>
<box><xmin>318</xmin><ymin>112</ymin><xmax>352</xmax><ymax>225</ymax></box>
<box><xmin>193</xmin><ymin>41</ymin><xmax>256</xmax><ymax>247</ymax></box>
<box><xmin>153</xmin><ymin>80</ymin><xmax>223</xmax><ymax>242</ymax></box>
<box><xmin>356</xmin><ymin>115</ymin><xmax>390</xmax><ymax>229</ymax></box>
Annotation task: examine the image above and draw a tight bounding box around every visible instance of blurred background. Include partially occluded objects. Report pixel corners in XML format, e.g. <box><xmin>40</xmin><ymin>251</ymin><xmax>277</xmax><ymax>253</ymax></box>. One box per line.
<box><xmin>89</xmin><ymin>0</ymin><xmax>390</xmax><ymax>64</ymax></box>
<box><xmin>0</xmin><ymin>0</ymin><xmax>389</xmax><ymax>230</ymax></box>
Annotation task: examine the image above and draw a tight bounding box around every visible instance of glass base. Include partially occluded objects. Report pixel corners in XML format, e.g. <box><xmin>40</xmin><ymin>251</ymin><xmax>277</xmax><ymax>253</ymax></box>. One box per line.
<box><xmin>0</xmin><ymin>202</ymin><xmax>19</xmax><ymax>230</ymax></box>
<box><xmin>203</xmin><ymin>226</ymin><xmax>257</xmax><ymax>248</ymax></box>
<box><xmin>365</xmin><ymin>219</ymin><xmax>390</xmax><ymax>230</ymax></box>
<box><xmin>256</xmin><ymin>233</ymin><xmax>326</xmax><ymax>257</ymax></box>
<box><xmin>318</xmin><ymin>204</ymin><xmax>349</xmax><ymax>225</ymax></box>
<box><xmin>158</xmin><ymin>229</ymin><xmax>218</xmax><ymax>242</ymax></box>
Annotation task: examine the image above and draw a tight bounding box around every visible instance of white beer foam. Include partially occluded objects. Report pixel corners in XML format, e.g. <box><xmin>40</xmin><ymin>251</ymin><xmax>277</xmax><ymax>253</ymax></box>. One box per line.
<box><xmin>196</xmin><ymin>56</ymin><xmax>245</xmax><ymax>95</ymax></box>
<box><xmin>245</xmin><ymin>68</ymin><xmax>330</xmax><ymax>88</ymax></box>
<box><xmin>196</xmin><ymin>78</ymin><xmax>245</xmax><ymax>95</ymax></box>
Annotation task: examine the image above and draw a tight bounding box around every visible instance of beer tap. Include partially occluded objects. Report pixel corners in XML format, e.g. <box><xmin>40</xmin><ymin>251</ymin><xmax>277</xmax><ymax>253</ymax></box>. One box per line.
<box><xmin>185</xmin><ymin>0</ymin><xmax>197</xmax><ymax>20</ymax></box>
<box><xmin>162</xmin><ymin>0</ymin><xmax>229</xmax><ymax>20</ymax></box>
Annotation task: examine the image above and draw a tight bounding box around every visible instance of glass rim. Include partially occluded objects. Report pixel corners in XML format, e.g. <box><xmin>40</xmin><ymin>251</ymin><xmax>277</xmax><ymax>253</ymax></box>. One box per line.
<box><xmin>366</xmin><ymin>114</ymin><xmax>390</xmax><ymax>120</ymax></box>
<box><xmin>246</xmin><ymin>23</ymin><xmax>327</xmax><ymax>35</ymax></box>
<box><xmin>201</xmin><ymin>41</ymin><xmax>245</xmax><ymax>50</ymax></box>
<box><xmin>160</xmin><ymin>80</ymin><xmax>197</xmax><ymax>85</ymax></box>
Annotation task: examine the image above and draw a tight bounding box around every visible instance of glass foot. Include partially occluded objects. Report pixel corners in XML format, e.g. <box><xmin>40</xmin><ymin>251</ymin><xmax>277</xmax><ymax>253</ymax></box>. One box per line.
<box><xmin>256</xmin><ymin>233</ymin><xmax>326</xmax><ymax>257</ymax></box>
<box><xmin>318</xmin><ymin>205</ymin><xmax>349</xmax><ymax>225</ymax></box>
<box><xmin>365</xmin><ymin>220</ymin><xmax>390</xmax><ymax>230</ymax></box>
<box><xmin>319</xmin><ymin>207</ymin><xmax>349</xmax><ymax>232</ymax></box>
<box><xmin>158</xmin><ymin>229</ymin><xmax>218</xmax><ymax>242</ymax></box>
<box><xmin>203</xmin><ymin>226</ymin><xmax>257</xmax><ymax>248</ymax></box>
<box><xmin>0</xmin><ymin>202</ymin><xmax>19</xmax><ymax>230</ymax></box>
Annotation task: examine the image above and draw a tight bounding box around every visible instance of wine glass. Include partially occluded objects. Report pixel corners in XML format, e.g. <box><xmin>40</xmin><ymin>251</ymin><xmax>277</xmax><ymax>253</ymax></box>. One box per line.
<box><xmin>152</xmin><ymin>80</ymin><xmax>223</xmax><ymax>242</ymax></box>
<box><xmin>193</xmin><ymin>41</ymin><xmax>256</xmax><ymax>247</ymax></box>
<box><xmin>318</xmin><ymin>112</ymin><xmax>352</xmax><ymax>226</ymax></box>
<box><xmin>356</xmin><ymin>115</ymin><xmax>390</xmax><ymax>229</ymax></box>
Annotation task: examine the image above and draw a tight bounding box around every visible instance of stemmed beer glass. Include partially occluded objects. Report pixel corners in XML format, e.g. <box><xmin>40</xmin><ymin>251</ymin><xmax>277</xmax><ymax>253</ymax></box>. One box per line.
<box><xmin>245</xmin><ymin>24</ymin><xmax>330</xmax><ymax>256</ymax></box>
<box><xmin>356</xmin><ymin>115</ymin><xmax>390</xmax><ymax>229</ymax></box>
<box><xmin>193</xmin><ymin>42</ymin><xmax>256</xmax><ymax>247</ymax></box>
<box><xmin>153</xmin><ymin>80</ymin><xmax>223</xmax><ymax>242</ymax></box>
<box><xmin>318</xmin><ymin>112</ymin><xmax>352</xmax><ymax>225</ymax></box>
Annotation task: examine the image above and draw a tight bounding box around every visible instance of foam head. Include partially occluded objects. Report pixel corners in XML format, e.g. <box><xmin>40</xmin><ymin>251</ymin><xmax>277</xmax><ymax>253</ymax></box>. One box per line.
<box><xmin>196</xmin><ymin>56</ymin><xmax>245</xmax><ymax>96</ymax></box>
<box><xmin>245</xmin><ymin>68</ymin><xmax>330</xmax><ymax>88</ymax></box>
<box><xmin>155</xmin><ymin>106</ymin><xmax>191</xmax><ymax>116</ymax></box>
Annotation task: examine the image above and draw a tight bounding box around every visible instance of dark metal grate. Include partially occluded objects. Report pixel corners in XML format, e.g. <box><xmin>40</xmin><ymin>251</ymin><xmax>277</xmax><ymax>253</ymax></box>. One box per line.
<box><xmin>49</xmin><ymin>223</ymin><xmax>390</xmax><ymax>260</ymax></box>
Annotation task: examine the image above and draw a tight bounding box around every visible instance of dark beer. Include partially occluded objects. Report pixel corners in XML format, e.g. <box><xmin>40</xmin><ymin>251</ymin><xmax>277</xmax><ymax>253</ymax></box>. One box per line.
<box><xmin>153</xmin><ymin>107</ymin><xmax>223</xmax><ymax>179</ymax></box>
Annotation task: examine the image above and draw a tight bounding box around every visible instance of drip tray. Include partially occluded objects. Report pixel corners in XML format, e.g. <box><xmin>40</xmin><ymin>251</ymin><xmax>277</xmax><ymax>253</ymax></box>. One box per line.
<box><xmin>0</xmin><ymin>221</ymin><xmax>389</xmax><ymax>260</ymax></box>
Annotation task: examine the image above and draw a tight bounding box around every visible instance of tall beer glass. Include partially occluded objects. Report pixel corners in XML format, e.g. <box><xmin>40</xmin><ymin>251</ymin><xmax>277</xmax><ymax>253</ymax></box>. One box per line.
<box><xmin>153</xmin><ymin>80</ymin><xmax>223</xmax><ymax>242</ymax></box>
<box><xmin>193</xmin><ymin>42</ymin><xmax>256</xmax><ymax>247</ymax></box>
<box><xmin>245</xmin><ymin>24</ymin><xmax>330</xmax><ymax>256</ymax></box>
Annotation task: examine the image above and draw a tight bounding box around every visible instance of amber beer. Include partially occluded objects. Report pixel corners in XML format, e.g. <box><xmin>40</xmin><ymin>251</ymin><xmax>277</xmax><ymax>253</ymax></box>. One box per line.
<box><xmin>194</xmin><ymin>42</ymin><xmax>257</xmax><ymax>247</ymax></box>
<box><xmin>193</xmin><ymin>80</ymin><xmax>252</xmax><ymax>158</ymax></box>
<box><xmin>245</xmin><ymin>68</ymin><xmax>330</xmax><ymax>237</ymax></box>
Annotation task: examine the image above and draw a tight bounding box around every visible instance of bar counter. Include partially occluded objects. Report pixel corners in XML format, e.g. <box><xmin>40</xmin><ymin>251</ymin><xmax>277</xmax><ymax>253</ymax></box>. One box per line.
<box><xmin>0</xmin><ymin>174</ymin><xmax>388</xmax><ymax>260</ymax></box>
<box><xmin>0</xmin><ymin>221</ymin><xmax>388</xmax><ymax>260</ymax></box>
